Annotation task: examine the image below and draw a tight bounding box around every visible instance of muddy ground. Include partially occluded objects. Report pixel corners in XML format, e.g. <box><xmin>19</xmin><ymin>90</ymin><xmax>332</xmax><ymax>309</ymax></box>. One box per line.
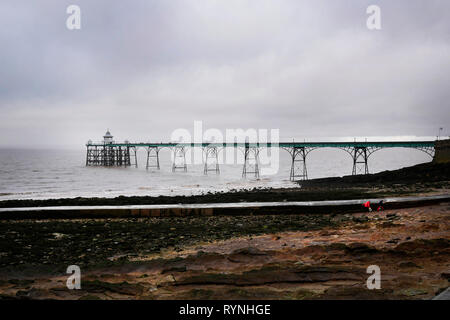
<box><xmin>0</xmin><ymin>203</ymin><xmax>448</xmax><ymax>300</ymax></box>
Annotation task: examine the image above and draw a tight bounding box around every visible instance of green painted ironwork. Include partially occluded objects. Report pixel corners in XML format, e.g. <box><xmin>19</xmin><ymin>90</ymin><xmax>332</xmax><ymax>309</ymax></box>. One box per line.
<box><xmin>85</xmin><ymin>140</ymin><xmax>436</xmax><ymax>179</ymax></box>
<box><xmin>87</xmin><ymin>141</ymin><xmax>435</xmax><ymax>148</ymax></box>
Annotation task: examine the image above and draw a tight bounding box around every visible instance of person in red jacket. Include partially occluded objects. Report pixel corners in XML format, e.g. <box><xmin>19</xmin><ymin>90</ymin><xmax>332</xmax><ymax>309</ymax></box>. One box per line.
<box><xmin>363</xmin><ymin>201</ymin><xmax>372</xmax><ymax>212</ymax></box>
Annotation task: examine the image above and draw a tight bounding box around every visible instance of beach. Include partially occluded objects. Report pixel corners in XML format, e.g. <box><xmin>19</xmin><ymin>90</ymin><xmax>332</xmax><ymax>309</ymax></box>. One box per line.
<box><xmin>0</xmin><ymin>161</ymin><xmax>448</xmax><ymax>300</ymax></box>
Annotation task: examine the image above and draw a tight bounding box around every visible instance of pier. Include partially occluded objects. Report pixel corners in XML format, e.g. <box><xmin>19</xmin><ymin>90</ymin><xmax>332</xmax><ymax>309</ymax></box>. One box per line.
<box><xmin>85</xmin><ymin>131</ymin><xmax>436</xmax><ymax>181</ymax></box>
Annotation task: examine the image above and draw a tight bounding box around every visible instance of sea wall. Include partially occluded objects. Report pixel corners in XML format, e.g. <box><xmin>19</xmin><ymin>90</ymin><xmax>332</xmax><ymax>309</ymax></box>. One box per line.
<box><xmin>434</xmin><ymin>139</ymin><xmax>450</xmax><ymax>163</ymax></box>
<box><xmin>1</xmin><ymin>196</ymin><xmax>449</xmax><ymax>220</ymax></box>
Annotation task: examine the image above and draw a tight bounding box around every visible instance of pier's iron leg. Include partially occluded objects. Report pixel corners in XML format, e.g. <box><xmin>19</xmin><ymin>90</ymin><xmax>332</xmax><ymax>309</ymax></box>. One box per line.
<box><xmin>172</xmin><ymin>146</ymin><xmax>187</xmax><ymax>172</ymax></box>
<box><xmin>242</xmin><ymin>145</ymin><xmax>260</xmax><ymax>179</ymax></box>
<box><xmin>289</xmin><ymin>147</ymin><xmax>308</xmax><ymax>181</ymax></box>
<box><xmin>102</xmin><ymin>146</ymin><xmax>107</xmax><ymax>166</ymax></box>
<box><xmin>203</xmin><ymin>146</ymin><xmax>220</xmax><ymax>175</ymax></box>
<box><xmin>93</xmin><ymin>146</ymin><xmax>99</xmax><ymax>165</ymax></box>
<box><xmin>146</xmin><ymin>147</ymin><xmax>160</xmax><ymax>170</ymax></box>
<box><xmin>118</xmin><ymin>146</ymin><xmax>128</xmax><ymax>166</ymax></box>
<box><xmin>124</xmin><ymin>147</ymin><xmax>130</xmax><ymax>166</ymax></box>
<box><xmin>86</xmin><ymin>146</ymin><xmax>96</xmax><ymax>166</ymax></box>
<box><xmin>103</xmin><ymin>145</ymin><xmax>116</xmax><ymax>166</ymax></box>
<box><xmin>352</xmin><ymin>147</ymin><xmax>369</xmax><ymax>175</ymax></box>
<box><xmin>129</xmin><ymin>146</ymin><xmax>138</xmax><ymax>168</ymax></box>
<box><xmin>117</xmin><ymin>146</ymin><xmax>123</xmax><ymax>166</ymax></box>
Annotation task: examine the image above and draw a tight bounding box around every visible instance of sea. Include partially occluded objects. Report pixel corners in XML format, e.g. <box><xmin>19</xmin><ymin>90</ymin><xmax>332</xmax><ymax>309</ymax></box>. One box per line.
<box><xmin>0</xmin><ymin>147</ymin><xmax>431</xmax><ymax>201</ymax></box>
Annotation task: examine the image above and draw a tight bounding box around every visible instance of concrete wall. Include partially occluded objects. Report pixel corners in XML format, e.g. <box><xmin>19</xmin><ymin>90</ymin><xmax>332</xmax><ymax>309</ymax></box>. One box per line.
<box><xmin>2</xmin><ymin>197</ymin><xmax>449</xmax><ymax>220</ymax></box>
<box><xmin>434</xmin><ymin>139</ymin><xmax>450</xmax><ymax>163</ymax></box>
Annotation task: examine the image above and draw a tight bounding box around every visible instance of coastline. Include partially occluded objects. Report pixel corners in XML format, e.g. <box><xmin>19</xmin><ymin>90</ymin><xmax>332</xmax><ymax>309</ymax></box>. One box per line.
<box><xmin>0</xmin><ymin>161</ymin><xmax>448</xmax><ymax>300</ymax></box>
<box><xmin>1</xmin><ymin>161</ymin><xmax>449</xmax><ymax>208</ymax></box>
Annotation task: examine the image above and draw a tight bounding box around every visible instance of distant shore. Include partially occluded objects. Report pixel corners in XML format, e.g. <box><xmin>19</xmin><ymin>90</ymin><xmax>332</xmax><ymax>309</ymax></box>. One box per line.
<box><xmin>0</xmin><ymin>161</ymin><xmax>448</xmax><ymax>209</ymax></box>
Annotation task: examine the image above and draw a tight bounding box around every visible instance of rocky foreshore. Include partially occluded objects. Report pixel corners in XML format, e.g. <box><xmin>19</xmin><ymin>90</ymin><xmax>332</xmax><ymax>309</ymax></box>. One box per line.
<box><xmin>0</xmin><ymin>204</ymin><xmax>448</xmax><ymax>300</ymax></box>
<box><xmin>0</xmin><ymin>161</ymin><xmax>448</xmax><ymax>300</ymax></box>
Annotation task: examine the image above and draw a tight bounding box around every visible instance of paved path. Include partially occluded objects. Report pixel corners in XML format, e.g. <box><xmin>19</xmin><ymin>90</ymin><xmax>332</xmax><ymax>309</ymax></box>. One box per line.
<box><xmin>0</xmin><ymin>194</ymin><xmax>449</xmax><ymax>212</ymax></box>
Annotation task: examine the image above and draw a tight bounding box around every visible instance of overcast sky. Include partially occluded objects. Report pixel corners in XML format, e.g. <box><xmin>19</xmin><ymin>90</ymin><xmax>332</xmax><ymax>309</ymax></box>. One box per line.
<box><xmin>0</xmin><ymin>0</ymin><xmax>449</xmax><ymax>148</ymax></box>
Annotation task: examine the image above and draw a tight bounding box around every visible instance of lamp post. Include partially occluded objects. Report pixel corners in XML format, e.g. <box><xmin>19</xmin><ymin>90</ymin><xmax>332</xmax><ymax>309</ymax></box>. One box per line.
<box><xmin>438</xmin><ymin>127</ymin><xmax>443</xmax><ymax>140</ymax></box>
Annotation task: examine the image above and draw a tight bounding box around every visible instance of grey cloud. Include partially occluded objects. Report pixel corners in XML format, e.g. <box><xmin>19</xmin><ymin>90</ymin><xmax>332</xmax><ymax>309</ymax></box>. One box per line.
<box><xmin>0</xmin><ymin>0</ymin><xmax>449</xmax><ymax>148</ymax></box>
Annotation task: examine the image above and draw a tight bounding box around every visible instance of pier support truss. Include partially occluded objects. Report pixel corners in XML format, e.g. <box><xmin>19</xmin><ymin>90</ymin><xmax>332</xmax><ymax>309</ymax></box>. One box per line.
<box><xmin>340</xmin><ymin>145</ymin><xmax>435</xmax><ymax>176</ymax></box>
<box><xmin>203</xmin><ymin>146</ymin><xmax>220</xmax><ymax>175</ymax></box>
<box><xmin>129</xmin><ymin>146</ymin><xmax>138</xmax><ymax>168</ymax></box>
<box><xmin>340</xmin><ymin>146</ymin><xmax>381</xmax><ymax>175</ymax></box>
<box><xmin>146</xmin><ymin>147</ymin><xmax>160</xmax><ymax>170</ymax></box>
<box><xmin>86</xmin><ymin>145</ymin><xmax>132</xmax><ymax>167</ymax></box>
<box><xmin>285</xmin><ymin>147</ymin><xmax>316</xmax><ymax>181</ymax></box>
<box><xmin>242</xmin><ymin>146</ymin><xmax>260</xmax><ymax>179</ymax></box>
<box><xmin>86</xmin><ymin>145</ymin><xmax>99</xmax><ymax>166</ymax></box>
<box><xmin>172</xmin><ymin>146</ymin><xmax>187</xmax><ymax>172</ymax></box>
<box><xmin>414</xmin><ymin>146</ymin><xmax>435</xmax><ymax>158</ymax></box>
